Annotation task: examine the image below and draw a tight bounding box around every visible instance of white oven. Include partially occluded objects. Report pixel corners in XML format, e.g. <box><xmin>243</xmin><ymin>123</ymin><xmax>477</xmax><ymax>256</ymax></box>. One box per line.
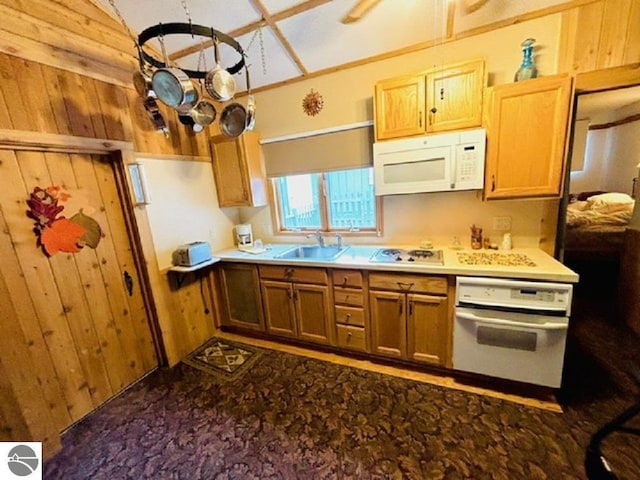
<box><xmin>453</xmin><ymin>276</ymin><xmax>573</xmax><ymax>388</ymax></box>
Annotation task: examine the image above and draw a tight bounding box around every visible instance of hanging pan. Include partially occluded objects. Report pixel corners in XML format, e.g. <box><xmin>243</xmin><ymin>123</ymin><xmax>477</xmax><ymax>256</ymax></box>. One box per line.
<box><xmin>205</xmin><ymin>36</ymin><xmax>236</xmax><ymax>102</ymax></box>
<box><xmin>151</xmin><ymin>34</ymin><xmax>198</xmax><ymax>112</ymax></box>
<box><xmin>189</xmin><ymin>84</ymin><xmax>217</xmax><ymax>128</ymax></box>
<box><xmin>219</xmin><ymin>65</ymin><xmax>255</xmax><ymax>138</ymax></box>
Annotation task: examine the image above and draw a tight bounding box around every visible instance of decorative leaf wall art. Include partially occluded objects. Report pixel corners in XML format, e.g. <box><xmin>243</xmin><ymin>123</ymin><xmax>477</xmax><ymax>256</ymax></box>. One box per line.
<box><xmin>26</xmin><ymin>185</ymin><xmax>103</xmax><ymax>256</ymax></box>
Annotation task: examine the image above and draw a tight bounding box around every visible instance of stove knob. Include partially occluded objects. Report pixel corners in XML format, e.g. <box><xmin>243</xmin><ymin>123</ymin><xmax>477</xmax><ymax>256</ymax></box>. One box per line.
<box><xmin>394</xmin><ymin>256</ymin><xmax>402</xmax><ymax>261</ymax></box>
<box><xmin>408</xmin><ymin>257</ymin><xmax>415</xmax><ymax>262</ymax></box>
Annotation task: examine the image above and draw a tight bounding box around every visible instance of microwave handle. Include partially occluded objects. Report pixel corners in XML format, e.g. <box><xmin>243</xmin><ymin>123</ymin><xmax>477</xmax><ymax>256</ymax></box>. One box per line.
<box><xmin>456</xmin><ymin>310</ymin><xmax>568</xmax><ymax>331</ymax></box>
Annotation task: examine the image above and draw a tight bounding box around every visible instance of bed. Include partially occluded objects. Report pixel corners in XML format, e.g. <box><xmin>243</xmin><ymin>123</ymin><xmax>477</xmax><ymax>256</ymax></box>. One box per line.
<box><xmin>564</xmin><ymin>191</ymin><xmax>635</xmax><ymax>261</ymax></box>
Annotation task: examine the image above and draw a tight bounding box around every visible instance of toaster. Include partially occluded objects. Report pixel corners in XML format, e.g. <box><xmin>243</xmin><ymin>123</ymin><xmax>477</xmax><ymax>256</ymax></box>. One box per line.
<box><xmin>171</xmin><ymin>241</ymin><xmax>212</xmax><ymax>267</ymax></box>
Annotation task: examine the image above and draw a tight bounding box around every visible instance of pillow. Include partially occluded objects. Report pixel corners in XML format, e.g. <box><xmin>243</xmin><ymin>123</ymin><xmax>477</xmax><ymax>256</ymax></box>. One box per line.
<box><xmin>587</xmin><ymin>192</ymin><xmax>634</xmax><ymax>206</ymax></box>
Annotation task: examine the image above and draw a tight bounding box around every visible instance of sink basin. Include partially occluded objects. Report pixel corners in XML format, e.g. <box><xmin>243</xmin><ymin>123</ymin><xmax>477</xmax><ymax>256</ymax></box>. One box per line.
<box><xmin>275</xmin><ymin>245</ymin><xmax>349</xmax><ymax>260</ymax></box>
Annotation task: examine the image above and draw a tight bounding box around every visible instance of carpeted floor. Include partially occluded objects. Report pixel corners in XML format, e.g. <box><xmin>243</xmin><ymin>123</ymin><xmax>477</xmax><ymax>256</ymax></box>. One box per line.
<box><xmin>44</xmin><ymin>285</ymin><xmax>640</xmax><ymax>479</ymax></box>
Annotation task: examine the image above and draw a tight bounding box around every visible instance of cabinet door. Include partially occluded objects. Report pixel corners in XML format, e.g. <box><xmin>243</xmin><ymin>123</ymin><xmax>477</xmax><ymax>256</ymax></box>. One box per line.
<box><xmin>294</xmin><ymin>284</ymin><xmax>333</xmax><ymax>345</ymax></box>
<box><xmin>375</xmin><ymin>75</ymin><xmax>426</xmax><ymax>140</ymax></box>
<box><xmin>484</xmin><ymin>74</ymin><xmax>572</xmax><ymax>199</ymax></box>
<box><xmin>219</xmin><ymin>264</ymin><xmax>265</xmax><ymax>331</ymax></box>
<box><xmin>407</xmin><ymin>294</ymin><xmax>449</xmax><ymax>366</ymax></box>
<box><xmin>261</xmin><ymin>280</ymin><xmax>297</xmax><ymax>338</ymax></box>
<box><xmin>369</xmin><ymin>291</ymin><xmax>406</xmax><ymax>358</ymax></box>
<box><xmin>427</xmin><ymin>59</ymin><xmax>484</xmax><ymax>133</ymax></box>
<box><xmin>210</xmin><ymin>132</ymin><xmax>267</xmax><ymax>207</ymax></box>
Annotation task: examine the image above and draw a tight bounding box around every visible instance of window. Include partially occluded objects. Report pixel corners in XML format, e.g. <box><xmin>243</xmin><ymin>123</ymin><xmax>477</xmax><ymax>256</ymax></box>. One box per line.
<box><xmin>273</xmin><ymin>167</ymin><xmax>380</xmax><ymax>233</ymax></box>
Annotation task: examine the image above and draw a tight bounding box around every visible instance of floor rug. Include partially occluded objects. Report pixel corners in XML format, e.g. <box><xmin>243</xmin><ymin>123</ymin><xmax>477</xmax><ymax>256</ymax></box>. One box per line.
<box><xmin>182</xmin><ymin>337</ymin><xmax>263</xmax><ymax>382</ymax></box>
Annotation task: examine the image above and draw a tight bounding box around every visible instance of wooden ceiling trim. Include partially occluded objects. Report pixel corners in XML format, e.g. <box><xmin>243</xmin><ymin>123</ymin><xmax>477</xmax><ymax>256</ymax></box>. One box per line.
<box><xmin>0</xmin><ymin>128</ymin><xmax>134</xmax><ymax>153</ymax></box>
<box><xmin>251</xmin><ymin>0</ymin><xmax>308</xmax><ymax>76</ymax></box>
<box><xmin>446</xmin><ymin>1</ymin><xmax>456</xmax><ymax>40</ymax></box>
<box><xmin>169</xmin><ymin>0</ymin><xmax>331</xmax><ymax>63</ymax></box>
<box><xmin>588</xmin><ymin>113</ymin><xmax>640</xmax><ymax>130</ymax></box>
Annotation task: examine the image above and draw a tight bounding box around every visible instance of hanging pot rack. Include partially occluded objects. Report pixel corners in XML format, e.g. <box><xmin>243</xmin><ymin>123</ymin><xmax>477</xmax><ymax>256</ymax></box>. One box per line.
<box><xmin>136</xmin><ymin>23</ymin><xmax>246</xmax><ymax>79</ymax></box>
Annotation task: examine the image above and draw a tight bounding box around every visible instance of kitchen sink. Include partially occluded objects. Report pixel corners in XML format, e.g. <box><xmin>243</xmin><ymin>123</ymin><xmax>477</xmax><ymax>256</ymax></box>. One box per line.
<box><xmin>275</xmin><ymin>245</ymin><xmax>349</xmax><ymax>260</ymax></box>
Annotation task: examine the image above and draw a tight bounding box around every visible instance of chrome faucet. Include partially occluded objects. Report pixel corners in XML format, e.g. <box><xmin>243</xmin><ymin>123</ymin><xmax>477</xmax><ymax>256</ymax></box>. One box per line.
<box><xmin>306</xmin><ymin>230</ymin><xmax>325</xmax><ymax>247</ymax></box>
<box><xmin>335</xmin><ymin>233</ymin><xmax>343</xmax><ymax>248</ymax></box>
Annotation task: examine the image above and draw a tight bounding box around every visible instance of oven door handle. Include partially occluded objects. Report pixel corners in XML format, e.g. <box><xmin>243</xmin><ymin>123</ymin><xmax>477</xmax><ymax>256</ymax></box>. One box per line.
<box><xmin>456</xmin><ymin>311</ymin><xmax>568</xmax><ymax>331</ymax></box>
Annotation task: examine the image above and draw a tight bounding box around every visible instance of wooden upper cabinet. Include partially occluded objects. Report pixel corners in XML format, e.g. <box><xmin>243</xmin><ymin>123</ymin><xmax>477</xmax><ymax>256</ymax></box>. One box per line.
<box><xmin>427</xmin><ymin>59</ymin><xmax>485</xmax><ymax>133</ymax></box>
<box><xmin>484</xmin><ymin>74</ymin><xmax>573</xmax><ymax>200</ymax></box>
<box><xmin>374</xmin><ymin>59</ymin><xmax>485</xmax><ymax>141</ymax></box>
<box><xmin>210</xmin><ymin>131</ymin><xmax>268</xmax><ymax>207</ymax></box>
<box><xmin>375</xmin><ymin>74</ymin><xmax>426</xmax><ymax>140</ymax></box>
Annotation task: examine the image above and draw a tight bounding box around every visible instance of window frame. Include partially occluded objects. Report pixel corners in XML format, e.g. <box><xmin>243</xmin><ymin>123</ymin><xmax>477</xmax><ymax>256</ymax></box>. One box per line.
<box><xmin>270</xmin><ymin>168</ymin><xmax>383</xmax><ymax>236</ymax></box>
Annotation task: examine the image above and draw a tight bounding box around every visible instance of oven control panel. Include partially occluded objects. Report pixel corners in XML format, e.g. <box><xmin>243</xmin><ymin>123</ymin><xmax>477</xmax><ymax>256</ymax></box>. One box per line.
<box><xmin>455</xmin><ymin>277</ymin><xmax>573</xmax><ymax>315</ymax></box>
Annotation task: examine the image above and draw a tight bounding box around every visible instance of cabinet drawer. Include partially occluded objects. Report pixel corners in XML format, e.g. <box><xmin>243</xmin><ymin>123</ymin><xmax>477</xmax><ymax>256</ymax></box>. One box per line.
<box><xmin>336</xmin><ymin>324</ymin><xmax>367</xmax><ymax>352</ymax></box>
<box><xmin>369</xmin><ymin>273</ymin><xmax>447</xmax><ymax>295</ymax></box>
<box><xmin>335</xmin><ymin>306</ymin><xmax>365</xmax><ymax>327</ymax></box>
<box><xmin>334</xmin><ymin>287</ymin><xmax>364</xmax><ymax>307</ymax></box>
<box><xmin>259</xmin><ymin>265</ymin><xmax>328</xmax><ymax>284</ymax></box>
<box><xmin>331</xmin><ymin>269</ymin><xmax>363</xmax><ymax>288</ymax></box>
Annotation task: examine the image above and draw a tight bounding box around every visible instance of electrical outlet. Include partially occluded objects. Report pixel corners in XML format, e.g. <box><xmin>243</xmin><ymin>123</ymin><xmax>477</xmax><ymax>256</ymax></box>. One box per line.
<box><xmin>493</xmin><ymin>216</ymin><xmax>512</xmax><ymax>231</ymax></box>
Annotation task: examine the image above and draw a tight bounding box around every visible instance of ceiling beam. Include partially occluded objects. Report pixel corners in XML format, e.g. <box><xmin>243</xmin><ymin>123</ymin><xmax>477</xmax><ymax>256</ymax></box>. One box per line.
<box><xmin>168</xmin><ymin>0</ymin><xmax>331</xmax><ymax>63</ymax></box>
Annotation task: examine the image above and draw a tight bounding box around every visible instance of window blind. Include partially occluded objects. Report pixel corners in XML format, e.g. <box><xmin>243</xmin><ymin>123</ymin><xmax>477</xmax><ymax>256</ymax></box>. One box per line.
<box><xmin>261</xmin><ymin>125</ymin><xmax>374</xmax><ymax>177</ymax></box>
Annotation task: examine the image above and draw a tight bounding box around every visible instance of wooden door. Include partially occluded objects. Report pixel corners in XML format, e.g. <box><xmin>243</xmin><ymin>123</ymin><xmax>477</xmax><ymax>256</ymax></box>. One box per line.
<box><xmin>375</xmin><ymin>74</ymin><xmax>426</xmax><ymax>140</ymax></box>
<box><xmin>369</xmin><ymin>290</ymin><xmax>406</xmax><ymax>358</ymax></box>
<box><xmin>484</xmin><ymin>74</ymin><xmax>573</xmax><ymax>199</ymax></box>
<box><xmin>0</xmin><ymin>149</ymin><xmax>157</xmax><ymax>430</ymax></box>
<box><xmin>219</xmin><ymin>263</ymin><xmax>265</xmax><ymax>331</ymax></box>
<box><xmin>260</xmin><ymin>280</ymin><xmax>297</xmax><ymax>337</ymax></box>
<box><xmin>406</xmin><ymin>294</ymin><xmax>448</xmax><ymax>366</ymax></box>
<box><xmin>427</xmin><ymin>59</ymin><xmax>484</xmax><ymax>133</ymax></box>
<box><xmin>294</xmin><ymin>283</ymin><xmax>332</xmax><ymax>345</ymax></box>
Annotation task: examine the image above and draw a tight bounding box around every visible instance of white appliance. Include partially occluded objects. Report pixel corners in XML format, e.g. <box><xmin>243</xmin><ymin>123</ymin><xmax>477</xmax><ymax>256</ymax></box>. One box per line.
<box><xmin>453</xmin><ymin>276</ymin><xmax>573</xmax><ymax>388</ymax></box>
<box><xmin>235</xmin><ymin>224</ymin><xmax>253</xmax><ymax>247</ymax></box>
<box><xmin>171</xmin><ymin>241</ymin><xmax>212</xmax><ymax>267</ymax></box>
<box><xmin>373</xmin><ymin>128</ymin><xmax>486</xmax><ymax>196</ymax></box>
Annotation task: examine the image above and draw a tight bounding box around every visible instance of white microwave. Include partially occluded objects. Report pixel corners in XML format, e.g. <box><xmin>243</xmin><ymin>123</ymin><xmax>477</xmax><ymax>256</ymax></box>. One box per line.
<box><xmin>372</xmin><ymin>128</ymin><xmax>486</xmax><ymax>196</ymax></box>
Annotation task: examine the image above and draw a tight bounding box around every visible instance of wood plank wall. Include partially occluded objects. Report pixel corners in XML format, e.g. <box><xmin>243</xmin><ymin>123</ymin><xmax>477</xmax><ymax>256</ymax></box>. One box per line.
<box><xmin>0</xmin><ymin>0</ymin><xmax>220</xmax><ymax>458</ymax></box>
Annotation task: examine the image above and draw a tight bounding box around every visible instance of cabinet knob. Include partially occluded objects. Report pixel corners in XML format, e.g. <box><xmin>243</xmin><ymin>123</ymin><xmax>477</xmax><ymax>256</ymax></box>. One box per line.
<box><xmin>347</xmin><ymin>331</ymin><xmax>352</xmax><ymax>340</ymax></box>
<box><xmin>491</xmin><ymin>175</ymin><xmax>496</xmax><ymax>192</ymax></box>
<box><xmin>345</xmin><ymin>313</ymin><xmax>352</xmax><ymax>322</ymax></box>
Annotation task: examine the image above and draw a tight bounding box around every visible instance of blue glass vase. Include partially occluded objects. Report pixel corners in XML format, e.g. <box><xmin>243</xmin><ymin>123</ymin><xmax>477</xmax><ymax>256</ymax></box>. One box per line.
<box><xmin>514</xmin><ymin>38</ymin><xmax>537</xmax><ymax>82</ymax></box>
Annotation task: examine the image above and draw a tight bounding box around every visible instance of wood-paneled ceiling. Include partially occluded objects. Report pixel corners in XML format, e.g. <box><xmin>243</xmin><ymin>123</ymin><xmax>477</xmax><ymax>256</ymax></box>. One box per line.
<box><xmin>95</xmin><ymin>0</ymin><xmax>573</xmax><ymax>93</ymax></box>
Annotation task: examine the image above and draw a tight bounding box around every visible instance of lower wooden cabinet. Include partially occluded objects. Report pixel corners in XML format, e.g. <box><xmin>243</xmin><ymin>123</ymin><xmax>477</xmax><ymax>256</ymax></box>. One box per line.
<box><xmin>218</xmin><ymin>263</ymin><xmax>451</xmax><ymax>368</ymax></box>
<box><xmin>260</xmin><ymin>266</ymin><xmax>333</xmax><ymax>345</ymax></box>
<box><xmin>369</xmin><ymin>273</ymin><xmax>450</xmax><ymax>366</ymax></box>
<box><xmin>218</xmin><ymin>263</ymin><xmax>265</xmax><ymax>331</ymax></box>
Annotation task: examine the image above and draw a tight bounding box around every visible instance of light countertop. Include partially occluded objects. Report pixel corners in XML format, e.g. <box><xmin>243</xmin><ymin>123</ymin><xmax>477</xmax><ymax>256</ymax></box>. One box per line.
<box><xmin>212</xmin><ymin>244</ymin><xmax>579</xmax><ymax>283</ymax></box>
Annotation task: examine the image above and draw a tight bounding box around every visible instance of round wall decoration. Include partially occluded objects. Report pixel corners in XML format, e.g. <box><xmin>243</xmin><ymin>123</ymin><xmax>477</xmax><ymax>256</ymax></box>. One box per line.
<box><xmin>302</xmin><ymin>89</ymin><xmax>324</xmax><ymax>116</ymax></box>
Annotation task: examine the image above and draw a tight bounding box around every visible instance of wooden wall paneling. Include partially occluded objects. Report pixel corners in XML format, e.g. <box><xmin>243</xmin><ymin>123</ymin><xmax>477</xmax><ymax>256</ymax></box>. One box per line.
<box><xmin>81</xmin><ymin>77</ymin><xmax>109</xmax><ymax>139</ymax></box>
<box><xmin>0</xmin><ymin>54</ymin><xmax>30</xmax><ymax>130</ymax></box>
<box><xmin>0</xmin><ymin>87</ymin><xmax>11</xmax><ymax>130</ymax></box>
<box><xmin>56</xmin><ymin>70</ymin><xmax>96</xmax><ymax>138</ymax></box>
<box><xmin>571</xmin><ymin>1</ymin><xmax>605</xmax><ymax>72</ymax></box>
<box><xmin>0</xmin><ymin>199</ymin><xmax>71</xmax><ymax>435</ymax></box>
<box><xmin>597</xmin><ymin>0</ymin><xmax>634</xmax><ymax>69</ymax></box>
<box><xmin>172</xmin><ymin>273</ymin><xmax>215</xmax><ymax>351</ymax></box>
<box><xmin>0</xmin><ymin>0</ymin><xmax>134</xmax><ymax>54</ymax></box>
<box><xmin>40</xmin><ymin>65</ymin><xmax>73</xmax><ymax>136</ymax></box>
<box><xmin>94</xmin><ymin>80</ymin><xmax>131</xmax><ymax>141</ymax></box>
<box><xmin>8</xmin><ymin>57</ymin><xmax>60</xmax><ymax>133</ymax></box>
<box><xmin>126</xmin><ymin>89</ymin><xmax>153</xmax><ymax>154</ymax></box>
<box><xmin>92</xmin><ymin>156</ymin><xmax>157</xmax><ymax>372</ymax></box>
<box><xmin>71</xmin><ymin>153</ymin><xmax>147</xmax><ymax>383</ymax></box>
<box><xmin>0</xmin><ymin>4</ymin><xmax>135</xmax><ymax>73</ymax></box>
<box><xmin>623</xmin><ymin>0</ymin><xmax>640</xmax><ymax>64</ymax></box>
<box><xmin>558</xmin><ymin>8</ymin><xmax>579</xmax><ymax>73</ymax></box>
<box><xmin>0</xmin><ymin>352</ymin><xmax>31</xmax><ymax>442</ymax></box>
<box><xmin>0</xmin><ymin>149</ymin><xmax>95</xmax><ymax>422</ymax></box>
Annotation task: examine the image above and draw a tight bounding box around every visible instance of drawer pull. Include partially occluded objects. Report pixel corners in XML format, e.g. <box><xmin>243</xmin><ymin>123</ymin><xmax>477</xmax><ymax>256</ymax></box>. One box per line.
<box><xmin>397</xmin><ymin>281</ymin><xmax>414</xmax><ymax>290</ymax></box>
<box><xmin>398</xmin><ymin>299</ymin><xmax>403</xmax><ymax>315</ymax></box>
<box><xmin>345</xmin><ymin>313</ymin><xmax>352</xmax><ymax>322</ymax></box>
<box><xmin>343</xmin><ymin>276</ymin><xmax>349</xmax><ymax>286</ymax></box>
